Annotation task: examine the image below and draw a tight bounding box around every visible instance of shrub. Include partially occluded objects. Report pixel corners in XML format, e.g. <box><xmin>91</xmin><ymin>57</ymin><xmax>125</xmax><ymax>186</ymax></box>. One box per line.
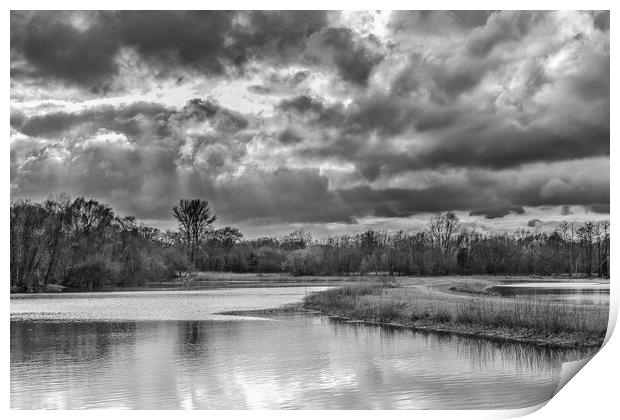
<box><xmin>65</xmin><ymin>258</ymin><xmax>121</xmax><ymax>291</ymax></box>
<box><xmin>283</xmin><ymin>246</ymin><xmax>323</xmax><ymax>276</ymax></box>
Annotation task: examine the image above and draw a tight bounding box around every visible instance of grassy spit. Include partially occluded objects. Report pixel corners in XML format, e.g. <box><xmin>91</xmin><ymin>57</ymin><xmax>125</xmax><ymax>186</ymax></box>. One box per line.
<box><xmin>303</xmin><ymin>283</ymin><xmax>608</xmax><ymax>348</ymax></box>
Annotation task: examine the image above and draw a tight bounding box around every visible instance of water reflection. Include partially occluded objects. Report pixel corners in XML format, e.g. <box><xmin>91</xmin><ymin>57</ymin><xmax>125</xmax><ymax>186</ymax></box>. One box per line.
<box><xmin>488</xmin><ymin>284</ymin><xmax>610</xmax><ymax>305</ymax></box>
<box><xmin>453</xmin><ymin>334</ymin><xmax>594</xmax><ymax>372</ymax></box>
<box><xmin>10</xmin><ymin>321</ymin><xmax>137</xmax><ymax>363</ymax></box>
<box><xmin>327</xmin><ymin>319</ymin><xmax>594</xmax><ymax>376</ymax></box>
<box><xmin>11</xmin><ymin>316</ymin><xmax>588</xmax><ymax>409</ymax></box>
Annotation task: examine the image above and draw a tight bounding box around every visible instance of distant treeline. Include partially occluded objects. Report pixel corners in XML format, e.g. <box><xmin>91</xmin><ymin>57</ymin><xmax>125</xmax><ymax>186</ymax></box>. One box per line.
<box><xmin>10</xmin><ymin>195</ymin><xmax>610</xmax><ymax>292</ymax></box>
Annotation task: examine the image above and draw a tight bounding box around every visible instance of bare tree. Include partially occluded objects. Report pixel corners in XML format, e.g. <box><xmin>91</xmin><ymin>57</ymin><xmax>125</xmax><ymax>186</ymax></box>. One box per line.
<box><xmin>211</xmin><ymin>227</ymin><xmax>243</xmax><ymax>270</ymax></box>
<box><xmin>595</xmin><ymin>221</ymin><xmax>610</xmax><ymax>277</ymax></box>
<box><xmin>10</xmin><ymin>199</ymin><xmax>48</xmax><ymax>291</ymax></box>
<box><xmin>214</xmin><ymin>227</ymin><xmax>243</xmax><ymax>252</ymax></box>
<box><xmin>42</xmin><ymin>193</ymin><xmax>71</xmax><ymax>285</ymax></box>
<box><xmin>577</xmin><ymin>222</ymin><xmax>595</xmax><ymax>276</ymax></box>
<box><xmin>428</xmin><ymin>210</ymin><xmax>462</xmax><ymax>273</ymax></box>
<box><xmin>282</xmin><ymin>228</ymin><xmax>312</xmax><ymax>250</ymax></box>
<box><xmin>172</xmin><ymin>199</ymin><xmax>217</xmax><ymax>268</ymax></box>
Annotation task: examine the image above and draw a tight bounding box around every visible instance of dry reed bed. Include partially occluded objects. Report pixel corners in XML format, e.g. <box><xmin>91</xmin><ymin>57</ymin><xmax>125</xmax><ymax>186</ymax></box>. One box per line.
<box><xmin>303</xmin><ymin>284</ymin><xmax>608</xmax><ymax>347</ymax></box>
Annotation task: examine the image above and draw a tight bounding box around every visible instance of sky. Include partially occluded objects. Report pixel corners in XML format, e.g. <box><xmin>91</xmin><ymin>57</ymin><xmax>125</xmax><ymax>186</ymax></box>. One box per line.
<box><xmin>9</xmin><ymin>10</ymin><xmax>610</xmax><ymax>238</ymax></box>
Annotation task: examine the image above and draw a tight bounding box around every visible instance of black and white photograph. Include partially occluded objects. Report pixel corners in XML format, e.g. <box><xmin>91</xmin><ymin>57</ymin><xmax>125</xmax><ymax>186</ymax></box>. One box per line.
<box><xmin>8</xmin><ymin>6</ymin><xmax>613</xmax><ymax>412</ymax></box>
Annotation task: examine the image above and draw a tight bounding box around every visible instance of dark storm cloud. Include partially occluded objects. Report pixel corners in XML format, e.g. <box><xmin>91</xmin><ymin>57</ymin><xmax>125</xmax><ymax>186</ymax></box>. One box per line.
<box><xmin>13</xmin><ymin>98</ymin><xmax>249</xmax><ymax>143</ymax></box>
<box><xmin>13</xmin><ymin>102</ymin><xmax>173</xmax><ymax>139</ymax></box>
<box><xmin>232</xmin><ymin>11</ymin><xmax>329</xmax><ymax>61</ymax></box>
<box><xmin>172</xmin><ymin>98</ymin><xmax>249</xmax><ymax>133</ymax></box>
<box><xmin>10</xmin><ymin>11</ymin><xmax>610</xmax><ymax>227</ymax></box>
<box><xmin>389</xmin><ymin>11</ymin><xmax>606</xmax><ymax>102</ymax></box>
<box><xmin>247</xmin><ymin>70</ymin><xmax>311</xmax><ymax>95</ymax></box>
<box><xmin>185</xmin><ymin>170</ymin><xmax>511</xmax><ymax>224</ymax></box>
<box><xmin>11</xmin><ymin>11</ymin><xmax>330</xmax><ymax>88</ymax></box>
<box><xmin>183</xmin><ymin>167</ymin><xmax>353</xmax><ymax>224</ymax></box>
<box><xmin>10</xmin><ymin>109</ymin><xmax>26</xmax><ymax>128</ymax></box>
<box><xmin>10</xmin><ymin>11</ymin><xmax>120</xmax><ymax>86</ymax></box>
<box><xmin>11</xmin><ymin>98</ymin><xmax>257</xmax><ymax>219</ymax></box>
<box><xmin>372</xmin><ymin>203</ymin><xmax>400</xmax><ymax>218</ymax></box>
<box><xmin>450</xmin><ymin>11</ymin><xmax>494</xmax><ymax>28</ymax></box>
<box><xmin>277</xmin><ymin>93</ymin><xmax>439</xmax><ymax>139</ymax></box>
<box><xmin>307</xmin><ymin>27</ymin><xmax>384</xmax><ymax>86</ymax></box>
<box><xmin>466</xmin><ymin>11</ymin><xmax>544</xmax><ymax>58</ymax></box>
<box><xmin>511</xmin><ymin>178</ymin><xmax>609</xmax><ymax>208</ymax></box>
<box><xmin>388</xmin><ymin>53</ymin><xmax>492</xmax><ymax>101</ymax></box>
<box><xmin>337</xmin><ymin>185</ymin><xmax>476</xmax><ymax>215</ymax></box>
<box><xmin>276</xmin><ymin>94</ymin><xmax>346</xmax><ymax>128</ymax></box>
<box><xmin>275</xmin><ymin>11</ymin><xmax>609</xmax><ymax>179</ymax></box>
<box><xmin>588</xmin><ymin>204</ymin><xmax>610</xmax><ymax>214</ymax></box>
<box><xmin>470</xmin><ymin>206</ymin><xmax>525</xmax><ymax>219</ymax></box>
<box><xmin>409</xmin><ymin>120</ymin><xmax>610</xmax><ymax>171</ymax></box>
<box><xmin>591</xmin><ymin>11</ymin><xmax>610</xmax><ymax>32</ymax></box>
<box><xmin>277</xmin><ymin>128</ymin><xmax>304</xmax><ymax>145</ymax></box>
<box><xmin>390</xmin><ymin>10</ymin><xmax>493</xmax><ymax>34</ymax></box>
<box><xmin>277</xmin><ymin>94</ymin><xmax>326</xmax><ymax>114</ymax></box>
<box><xmin>281</xmin><ymin>90</ymin><xmax>608</xmax><ymax>179</ymax></box>
<box><xmin>115</xmin><ymin>11</ymin><xmax>234</xmax><ymax>73</ymax></box>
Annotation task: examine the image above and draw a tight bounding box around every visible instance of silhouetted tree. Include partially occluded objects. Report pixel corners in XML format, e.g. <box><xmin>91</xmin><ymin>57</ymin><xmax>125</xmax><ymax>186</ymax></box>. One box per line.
<box><xmin>281</xmin><ymin>228</ymin><xmax>312</xmax><ymax>250</ymax></box>
<box><xmin>172</xmin><ymin>199</ymin><xmax>217</xmax><ymax>268</ymax></box>
<box><xmin>10</xmin><ymin>195</ymin><xmax>611</xmax><ymax>291</ymax></box>
<box><xmin>578</xmin><ymin>222</ymin><xmax>596</xmax><ymax>276</ymax></box>
<box><xmin>11</xmin><ymin>195</ymin><xmax>182</xmax><ymax>291</ymax></box>
<box><xmin>214</xmin><ymin>227</ymin><xmax>243</xmax><ymax>252</ymax></box>
<box><xmin>428</xmin><ymin>210</ymin><xmax>462</xmax><ymax>273</ymax></box>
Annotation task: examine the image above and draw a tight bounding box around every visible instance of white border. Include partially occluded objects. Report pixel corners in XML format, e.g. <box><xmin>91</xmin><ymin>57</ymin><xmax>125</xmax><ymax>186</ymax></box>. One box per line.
<box><xmin>3</xmin><ymin>2</ymin><xmax>617</xmax><ymax>419</ymax></box>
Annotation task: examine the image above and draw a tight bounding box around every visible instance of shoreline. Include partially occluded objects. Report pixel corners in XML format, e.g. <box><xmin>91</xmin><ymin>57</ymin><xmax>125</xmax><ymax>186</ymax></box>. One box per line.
<box><xmin>221</xmin><ymin>276</ymin><xmax>608</xmax><ymax>350</ymax></box>
<box><xmin>303</xmin><ymin>307</ymin><xmax>605</xmax><ymax>350</ymax></box>
<box><xmin>10</xmin><ymin>272</ymin><xmax>606</xmax><ymax>294</ymax></box>
<box><xmin>11</xmin><ymin>274</ymin><xmax>608</xmax><ymax>349</ymax></box>
<box><xmin>219</xmin><ymin>304</ymin><xmax>604</xmax><ymax>349</ymax></box>
<box><xmin>301</xmin><ymin>283</ymin><xmax>608</xmax><ymax>349</ymax></box>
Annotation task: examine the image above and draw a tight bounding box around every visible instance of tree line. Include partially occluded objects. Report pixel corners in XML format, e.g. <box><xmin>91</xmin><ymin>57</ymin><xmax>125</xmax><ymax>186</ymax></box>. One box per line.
<box><xmin>11</xmin><ymin>195</ymin><xmax>187</xmax><ymax>292</ymax></box>
<box><xmin>10</xmin><ymin>196</ymin><xmax>610</xmax><ymax>292</ymax></box>
<box><xmin>278</xmin><ymin>213</ymin><xmax>609</xmax><ymax>278</ymax></box>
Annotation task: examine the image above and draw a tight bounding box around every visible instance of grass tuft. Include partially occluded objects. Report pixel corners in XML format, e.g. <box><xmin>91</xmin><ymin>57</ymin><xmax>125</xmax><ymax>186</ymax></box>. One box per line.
<box><xmin>304</xmin><ymin>283</ymin><xmax>608</xmax><ymax>346</ymax></box>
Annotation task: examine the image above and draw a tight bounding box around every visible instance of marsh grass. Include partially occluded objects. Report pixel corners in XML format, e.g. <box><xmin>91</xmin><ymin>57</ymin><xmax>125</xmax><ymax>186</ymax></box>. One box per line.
<box><xmin>304</xmin><ymin>284</ymin><xmax>406</xmax><ymax>322</ymax></box>
<box><xmin>304</xmin><ymin>283</ymin><xmax>608</xmax><ymax>345</ymax></box>
<box><xmin>453</xmin><ymin>298</ymin><xmax>607</xmax><ymax>338</ymax></box>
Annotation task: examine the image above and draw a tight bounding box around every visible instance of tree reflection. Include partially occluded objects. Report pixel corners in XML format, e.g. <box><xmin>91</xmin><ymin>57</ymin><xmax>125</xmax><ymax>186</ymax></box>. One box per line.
<box><xmin>177</xmin><ymin>321</ymin><xmax>212</xmax><ymax>359</ymax></box>
<box><xmin>10</xmin><ymin>321</ymin><xmax>137</xmax><ymax>364</ymax></box>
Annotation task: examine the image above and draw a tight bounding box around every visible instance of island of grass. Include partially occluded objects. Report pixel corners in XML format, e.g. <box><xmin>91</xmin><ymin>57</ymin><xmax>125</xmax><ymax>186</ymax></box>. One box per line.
<box><xmin>300</xmin><ymin>277</ymin><xmax>608</xmax><ymax>349</ymax></box>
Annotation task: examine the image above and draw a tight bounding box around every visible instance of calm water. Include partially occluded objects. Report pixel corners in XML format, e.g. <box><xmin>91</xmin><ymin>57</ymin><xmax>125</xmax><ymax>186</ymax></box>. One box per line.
<box><xmin>488</xmin><ymin>281</ymin><xmax>610</xmax><ymax>305</ymax></box>
<box><xmin>11</xmin><ymin>287</ymin><xmax>598</xmax><ymax>409</ymax></box>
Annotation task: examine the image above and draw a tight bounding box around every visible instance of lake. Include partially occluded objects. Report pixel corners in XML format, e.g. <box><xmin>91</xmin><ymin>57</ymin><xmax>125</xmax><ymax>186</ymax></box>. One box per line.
<box><xmin>11</xmin><ymin>286</ymin><xmax>600</xmax><ymax>409</ymax></box>
<box><xmin>488</xmin><ymin>280</ymin><xmax>610</xmax><ymax>305</ymax></box>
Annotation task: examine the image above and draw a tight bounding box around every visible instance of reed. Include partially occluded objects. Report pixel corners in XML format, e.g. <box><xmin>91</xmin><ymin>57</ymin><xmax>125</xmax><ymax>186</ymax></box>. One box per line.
<box><xmin>453</xmin><ymin>298</ymin><xmax>607</xmax><ymax>337</ymax></box>
<box><xmin>304</xmin><ymin>283</ymin><xmax>608</xmax><ymax>346</ymax></box>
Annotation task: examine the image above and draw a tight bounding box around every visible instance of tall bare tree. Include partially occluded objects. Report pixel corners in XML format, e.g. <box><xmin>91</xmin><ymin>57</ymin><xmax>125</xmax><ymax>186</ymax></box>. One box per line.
<box><xmin>10</xmin><ymin>199</ymin><xmax>48</xmax><ymax>291</ymax></box>
<box><xmin>172</xmin><ymin>199</ymin><xmax>217</xmax><ymax>268</ymax></box>
<box><xmin>214</xmin><ymin>227</ymin><xmax>243</xmax><ymax>252</ymax></box>
<box><xmin>428</xmin><ymin>210</ymin><xmax>462</xmax><ymax>273</ymax></box>
<box><xmin>577</xmin><ymin>222</ymin><xmax>595</xmax><ymax>276</ymax></box>
<box><xmin>42</xmin><ymin>193</ymin><xmax>71</xmax><ymax>285</ymax></box>
<box><xmin>594</xmin><ymin>221</ymin><xmax>610</xmax><ymax>277</ymax></box>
